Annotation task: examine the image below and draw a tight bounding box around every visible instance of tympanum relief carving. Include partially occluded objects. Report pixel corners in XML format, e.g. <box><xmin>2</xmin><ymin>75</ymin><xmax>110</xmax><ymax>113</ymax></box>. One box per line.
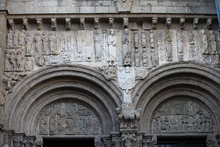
<box><xmin>151</xmin><ymin>99</ymin><xmax>216</xmax><ymax>134</ymax></box>
<box><xmin>36</xmin><ymin>100</ymin><xmax>101</xmax><ymax>135</ymax></box>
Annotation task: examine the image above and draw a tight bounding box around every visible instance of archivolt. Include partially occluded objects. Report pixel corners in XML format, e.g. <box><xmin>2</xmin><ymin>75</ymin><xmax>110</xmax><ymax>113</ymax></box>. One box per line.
<box><xmin>4</xmin><ymin>65</ymin><xmax>122</xmax><ymax>135</ymax></box>
<box><xmin>133</xmin><ymin>62</ymin><xmax>220</xmax><ymax>133</ymax></box>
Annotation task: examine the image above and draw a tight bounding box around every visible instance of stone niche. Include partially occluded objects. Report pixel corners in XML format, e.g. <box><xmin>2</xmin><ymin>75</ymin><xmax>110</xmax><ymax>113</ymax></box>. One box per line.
<box><xmin>35</xmin><ymin>100</ymin><xmax>102</xmax><ymax>135</ymax></box>
<box><xmin>151</xmin><ymin>98</ymin><xmax>216</xmax><ymax>134</ymax></box>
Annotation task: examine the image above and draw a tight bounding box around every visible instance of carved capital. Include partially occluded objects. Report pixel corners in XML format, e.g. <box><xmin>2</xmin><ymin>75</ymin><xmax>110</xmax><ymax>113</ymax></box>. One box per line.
<box><xmin>122</xmin><ymin>132</ymin><xmax>136</xmax><ymax>147</ymax></box>
<box><xmin>207</xmin><ymin>134</ymin><xmax>218</xmax><ymax>147</ymax></box>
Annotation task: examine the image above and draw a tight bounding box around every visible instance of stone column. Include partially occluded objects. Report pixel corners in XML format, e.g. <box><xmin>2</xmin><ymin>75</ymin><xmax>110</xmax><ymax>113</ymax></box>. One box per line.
<box><xmin>0</xmin><ymin>0</ymin><xmax>7</xmax><ymax>131</ymax></box>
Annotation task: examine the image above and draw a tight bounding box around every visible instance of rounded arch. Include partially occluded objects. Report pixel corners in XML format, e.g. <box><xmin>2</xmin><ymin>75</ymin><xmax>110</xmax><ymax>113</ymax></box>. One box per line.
<box><xmin>4</xmin><ymin>65</ymin><xmax>122</xmax><ymax>136</ymax></box>
<box><xmin>133</xmin><ymin>62</ymin><xmax>220</xmax><ymax>134</ymax></box>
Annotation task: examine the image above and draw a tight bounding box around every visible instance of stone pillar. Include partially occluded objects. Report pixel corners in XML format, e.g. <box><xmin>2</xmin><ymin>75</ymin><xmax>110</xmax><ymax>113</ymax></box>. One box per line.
<box><xmin>0</xmin><ymin>9</ymin><xmax>7</xmax><ymax>128</ymax></box>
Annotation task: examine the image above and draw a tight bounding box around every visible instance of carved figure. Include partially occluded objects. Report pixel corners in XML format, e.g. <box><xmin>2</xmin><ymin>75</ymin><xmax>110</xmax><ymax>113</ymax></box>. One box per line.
<box><xmin>150</xmin><ymin>30</ymin><xmax>157</xmax><ymax>67</ymax></box>
<box><xmin>142</xmin><ymin>32</ymin><xmax>148</xmax><ymax>67</ymax></box>
<box><xmin>16</xmin><ymin>50</ymin><xmax>24</xmax><ymax>71</ymax></box>
<box><xmin>152</xmin><ymin>99</ymin><xmax>215</xmax><ymax>133</ymax></box>
<box><xmin>94</xmin><ymin>31</ymin><xmax>102</xmax><ymax>61</ymax></box>
<box><xmin>7</xmin><ymin>30</ymin><xmax>14</xmax><ymax>48</ymax></box>
<box><xmin>123</xmin><ymin>28</ymin><xmax>131</xmax><ymax>66</ymax></box>
<box><xmin>34</xmin><ymin>32</ymin><xmax>42</xmax><ymax>55</ymax></box>
<box><xmin>49</xmin><ymin>32</ymin><xmax>58</xmax><ymax>55</ymax></box>
<box><xmin>24</xmin><ymin>57</ymin><xmax>33</xmax><ymax>71</ymax></box>
<box><xmin>42</xmin><ymin>32</ymin><xmax>49</xmax><ymax>55</ymax></box>
<box><xmin>5</xmin><ymin>50</ymin><xmax>13</xmax><ymax>71</ymax></box>
<box><xmin>13</xmin><ymin>30</ymin><xmax>19</xmax><ymax>48</ymax></box>
<box><xmin>134</xmin><ymin>31</ymin><xmax>139</xmax><ymax>67</ymax></box>
<box><xmin>201</xmin><ymin>30</ymin><xmax>210</xmax><ymax>55</ymax></box>
<box><xmin>107</xmin><ymin>29</ymin><xmax>117</xmax><ymax>66</ymax></box>
<box><xmin>25</xmin><ymin>33</ymin><xmax>33</xmax><ymax>56</ymax></box>
<box><xmin>122</xmin><ymin>133</ymin><xmax>136</xmax><ymax>147</ymax></box>
<box><xmin>188</xmin><ymin>32</ymin><xmax>196</xmax><ymax>60</ymax></box>
<box><xmin>209</xmin><ymin>31</ymin><xmax>218</xmax><ymax>55</ymax></box>
<box><xmin>165</xmin><ymin>30</ymin><xmax>172</xmax><ymax>61</ymax></box>
<box><xmin>18</xmin><ymin>30</ymin><xmax>25</xmax><ymax>47</ymax></box>
<box><xmin>37</xmin><ymin>101</ymin><xmax>101</xmax><ymax>135</ymax></box>
<box><xmin>99</xmin><ymin>66</ymin><xmax>117</xmax><ymax>81</ymax></box>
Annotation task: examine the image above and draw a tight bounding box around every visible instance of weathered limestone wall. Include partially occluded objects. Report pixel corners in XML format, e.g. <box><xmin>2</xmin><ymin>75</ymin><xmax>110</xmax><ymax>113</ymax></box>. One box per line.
<box><xmin>6</xmin><ymin>0</ymin><xmax>216</xmax><ymax>14</ymax></box>
<box><xmin>0</xmin><ymin>13</ymin><xmax>7</xmax><ymax>129</ymax></box>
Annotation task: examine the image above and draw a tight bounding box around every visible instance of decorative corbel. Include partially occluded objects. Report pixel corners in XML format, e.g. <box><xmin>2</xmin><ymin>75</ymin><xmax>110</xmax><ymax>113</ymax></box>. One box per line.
<box><xmin>65</xmin><ymin>18</ymin><xmax>71</xmax><ymax>30</ymax></box>
<box><xmin>180</xmin><ymin>18</ymin><xmax>185</xmax><ymax>29</ymax></box>
<box><xmin>51</xmin><ymin>18</ymin><xmax>57</xmax><ymax>31</ymax></box>
<box><xmin>166</xmin><ymin>17</ymin><xmax>172</xmax><ymax>29</ymax></box>
<box><xmin>123</xmin><ymin>18</ymin><xmax>129</xmax><ymax>28</ymax></box>
<box><xmin>8</xmin><ymin>19</ymin><xmax>14</xmax><ymax>30</ymax></box>
<box><xmin>22</xmin><ymin>18</ymin><xmax>29</xmax><ymax>30</ymax></box>
<box><xmin>193</xmin><ymin>18</ymin><xmax>199</xmax><ymax>29</ymax></box>
<box><xmin>207</xmin><ymin>18</ymin><xmax>212</xmax><ymax>30</ymax></box>
<box><xmin>80</xmin><ymin>18</ymin><xmax>85</xmax><ymax>30</ymax></box>
<box><xmin>94</xmin><ymin>18</ymin><xmax>99</xmax><ymax>30</ymax></box>
<box><xmin>109</xmin><ymin>17</ymin><xmax>114</xmax><ymax>28</ymax></box>
<box><xmin>36</xmin><ymin>18</ymin><xmax>43</xmax><ymax>30</ymax></box>
<box><xmin>152</xmin><ymin>17</ymin><xmax>158</xmax><ymax>29</ymax></box>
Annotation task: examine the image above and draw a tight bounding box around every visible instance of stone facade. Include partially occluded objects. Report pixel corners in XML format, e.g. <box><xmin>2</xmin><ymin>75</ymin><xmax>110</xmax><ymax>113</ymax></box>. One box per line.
<box><xmin>0</xmin><ymin>0</ymin><xmax>220</xmax><ymax>147</ymax></box>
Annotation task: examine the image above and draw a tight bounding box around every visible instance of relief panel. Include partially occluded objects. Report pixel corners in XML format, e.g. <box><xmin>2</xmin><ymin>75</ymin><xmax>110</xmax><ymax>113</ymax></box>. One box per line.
<box><xmin>151</xmin><ymin>98</ymin><xmax>216</xmax><ymax>134</ymax></box>
<box><xmin>36</xmin><ymin>100</ymin><xmax>101</xmax><ymax>135</ymax></box>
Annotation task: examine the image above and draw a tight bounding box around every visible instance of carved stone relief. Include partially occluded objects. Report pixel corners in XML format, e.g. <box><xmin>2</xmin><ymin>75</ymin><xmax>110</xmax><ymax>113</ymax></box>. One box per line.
<box><xmin>114</xmin><ymin>0</ymin><xmax>133</xmax><ymax>13</ymax></box>
<box><xmin>36</xmin><ymin>100</ymin><xmax>101</xmax><ymax>135</ymax></box>
<box><xmin>165</xmin><ymin>30</ymin><xmax>173</xmax><ymax>62</ymax></box>
<box><xmin>151</xmin><ymin>98</ymin><xmax>216</xmax><ymax>134</ymax></box>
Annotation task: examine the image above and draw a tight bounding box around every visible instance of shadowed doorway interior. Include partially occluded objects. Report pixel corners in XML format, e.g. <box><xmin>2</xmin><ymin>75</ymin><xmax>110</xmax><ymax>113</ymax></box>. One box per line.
<box><xmin>43</xmin><ymin>137</ymin><xmax>95</xmax><ymax>147</ymax></box>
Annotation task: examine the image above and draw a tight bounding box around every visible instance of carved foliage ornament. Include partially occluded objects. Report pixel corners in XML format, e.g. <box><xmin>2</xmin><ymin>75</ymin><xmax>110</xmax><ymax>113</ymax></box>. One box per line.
<box><xmin>151</xmin><ymin>98</ymin><xmax>216</xmax><ymax>134</ymax></box>
<box><xmin>36</xmin><ymin>100</ymin><xmax>101</xmax><ymax>135</ymax></box>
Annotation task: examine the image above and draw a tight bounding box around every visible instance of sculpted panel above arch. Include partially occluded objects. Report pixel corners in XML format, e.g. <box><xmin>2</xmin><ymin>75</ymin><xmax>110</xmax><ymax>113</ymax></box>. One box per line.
<box><xmin>36</xmin><ymin>100</ymin><xmax>101</xmax><ymax>136</ymax></box>
<box><xmin>151</xmin><ymin>98</ymin><xmax>216</xmax><ymax>134</ymax></box>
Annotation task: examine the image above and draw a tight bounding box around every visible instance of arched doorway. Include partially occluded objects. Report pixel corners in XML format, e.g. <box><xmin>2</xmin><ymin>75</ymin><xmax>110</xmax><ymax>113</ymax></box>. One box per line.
<box><xmin>133</xmin><ymin>63</ymin><xmax>220</xmax><ymax>146</ymax></box>
<box><xmin>4</xmin><ymin>65</ymin><xmax>122</xmax><ymax>146</ymax></box>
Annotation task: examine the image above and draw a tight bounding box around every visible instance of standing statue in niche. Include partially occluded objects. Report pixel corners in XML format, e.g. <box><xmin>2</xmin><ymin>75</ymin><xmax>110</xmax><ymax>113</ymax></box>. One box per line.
<box><xmin>49</xmin><ymin>32</ymin><xmax>58</xmax><ymax>55</ymax></box>
<box><xmin>94</xmin><ymin>30</ymin><xmax>102</xmax><ymax>61</ymax></box>
<box><xmin>107</xmin><ymin>29</ymin><xmax>117</xmax><ymax>66</ymax></box>
<box><xmin>5</xmin><ymin>50</ymin><xmax>12</xmax><ymax>71</ymax></box>
<box><xmin>165</xmin><ymin>30</ymin><xmax>172</xmax><ymax>61</ymax></box>
<box><xmin>142</xmin><ymin>32</ymin><xmax>148</xmax><ymax>67</ymax></box>
<box><xmin>177</xmin><ymin>31</ymin><xmax>183</xmax><ymax>61</ymax></box>
<box><xmin>134</xmin><ymin>31</ymin><xmax>140</xmax><ymax>67</ymax></box>
<box><xmin>150</xmin><ymin>30</ymin><xmax>157</xmax><ymax>67</ymax></box>
<box><xmin>188</xmin><ymin>32</ymin><xmax>196</xmax><ymax>61</ymax></box>
<box><xmin>13</xmin><ymin>30</ymin><xmax>19</xmax><ymax>48</ymax></box>
<box><xmin>123</xmin><ymin>28</ymin><xmax>131</xmax><ymax>66</ymax></box>
<box><xmin>34</xmin><ymin>32</ymin><xmax>42</xmax><ymax>55</ymax></box>
<box><xmin>25</xmin><ymin>33</ymin><xmax>33</xmax><ymax>56</ymax></box>
<box><xmin>18</xmin><ymin>30</ymin><xmax>25</xmax><ymax>47</ymax></box>
<box><xmin>201</xmin><ymin>30</ymin><xmax>210</xmax><ymax>55</ymax></box>
<box><xmin>7</xmin><ymin>29</ymin><xmax>14</xmax><ymax>48</ymax></box>
<box><xmin>10</xmin><ymin>50</ymin><xmax>17</xmax><ymax>71</ymax></box>
<box><xmin>42</xmin><ymin>32</ymin><xmax>49</xmax><ymax>55</ymax></box>
<box><xmin>16</xmin><ymin>50</ymin><xmax>24</xmax><ymax>72</ymax></box>
<box><xmin>209</xmin><ymin>31</ymin><xmax>218</xmax><ymax>55</ymax></box>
